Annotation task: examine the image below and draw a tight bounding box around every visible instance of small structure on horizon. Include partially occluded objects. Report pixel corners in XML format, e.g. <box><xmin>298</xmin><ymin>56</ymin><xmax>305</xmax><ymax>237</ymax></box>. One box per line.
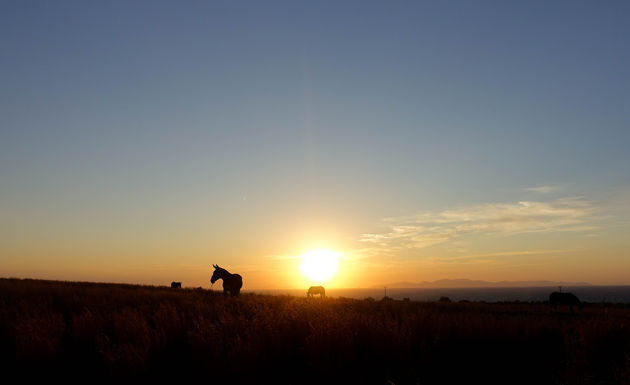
<box><xmin>307</xmin><ymin>285</ymin><xmax>325</xmax><ymax>298</ymax></box>
<box><xmin>171</xmin><ymin>281</ymin><xmax>182</xmax><ymax>288</ymax></box>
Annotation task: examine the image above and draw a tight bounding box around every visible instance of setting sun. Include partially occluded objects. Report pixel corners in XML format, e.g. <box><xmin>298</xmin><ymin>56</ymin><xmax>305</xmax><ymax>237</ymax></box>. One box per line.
<box><xmin>298</xmin><ymin>249</ymin><xmax>341</xmax><ymax>283</ymax></box>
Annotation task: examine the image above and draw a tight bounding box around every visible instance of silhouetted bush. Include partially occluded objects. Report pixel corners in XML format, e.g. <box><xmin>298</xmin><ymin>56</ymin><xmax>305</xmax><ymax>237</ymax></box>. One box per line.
<box><xmin>1</xmin><ymin>278</ymin><xmax>629</xmax><ymax>384</ymax></box>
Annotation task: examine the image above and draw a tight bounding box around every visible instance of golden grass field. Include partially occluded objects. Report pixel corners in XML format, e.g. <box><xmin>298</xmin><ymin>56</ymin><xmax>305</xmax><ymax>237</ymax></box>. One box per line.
<box><xmin>1</xmin><ymin>278</ymin><xmax>629</xmax><ymax>384</ymax></box>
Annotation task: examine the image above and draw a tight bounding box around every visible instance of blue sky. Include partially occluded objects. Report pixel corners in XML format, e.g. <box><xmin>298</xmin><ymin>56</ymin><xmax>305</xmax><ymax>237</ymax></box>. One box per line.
<box><xmin>1</xmin><ymin>1</ymin><xmax>629</xmax><ymax>287</ymax></box>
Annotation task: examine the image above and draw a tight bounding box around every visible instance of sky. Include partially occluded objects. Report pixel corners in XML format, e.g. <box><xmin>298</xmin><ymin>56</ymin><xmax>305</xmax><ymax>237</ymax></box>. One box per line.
<box><xmin>1</xmin><ymin>1</ymin><xmax>629</xmax><ymax>289</ymax></box>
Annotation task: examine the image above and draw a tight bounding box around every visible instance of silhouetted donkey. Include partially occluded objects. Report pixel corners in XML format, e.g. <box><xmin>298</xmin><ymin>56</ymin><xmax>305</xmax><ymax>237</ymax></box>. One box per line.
<box><xmin>307</xmin><ymin>286</ymin><xmax>325</xmax><ymax>298</ymax></box>
<box><xmin>211</xmin><ymin>264</ymin><xmax>243</xmax><ymax>296</ymax></box>
<box><xmin>549</xmin><ymin>291</ymin><xmax>583</xmax><ymax>312</ymax></box>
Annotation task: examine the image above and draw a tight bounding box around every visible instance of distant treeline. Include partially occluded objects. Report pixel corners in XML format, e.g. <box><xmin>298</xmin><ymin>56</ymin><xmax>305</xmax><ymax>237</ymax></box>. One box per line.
<box><xmin>1</xmin><ymin>278</ymin><xmax>629</xmax><ymax>384</ymax></box>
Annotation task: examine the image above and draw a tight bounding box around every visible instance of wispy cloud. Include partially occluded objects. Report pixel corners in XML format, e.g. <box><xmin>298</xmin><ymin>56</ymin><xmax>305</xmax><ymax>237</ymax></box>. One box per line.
<box><xmin>429</xmin><ymin>248</ymin><xmax>575</xmax><ymax>262</ymax></box>
<box><xmin>523</xmin><ymin>185</ymin><xmax>557</xmax><ymax>194</ymax></box>
<box><xmin>360</xmin><ymin>197</ymin><xmax>597</xmax><ymax>251</ymax></box>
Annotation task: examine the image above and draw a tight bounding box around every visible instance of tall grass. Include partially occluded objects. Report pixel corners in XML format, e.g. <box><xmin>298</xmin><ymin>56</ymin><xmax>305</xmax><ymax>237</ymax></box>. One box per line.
<box><xmin>1</xmin><ymin>278</ymin><xmax>629</xmax><ymax>384</ymax></box>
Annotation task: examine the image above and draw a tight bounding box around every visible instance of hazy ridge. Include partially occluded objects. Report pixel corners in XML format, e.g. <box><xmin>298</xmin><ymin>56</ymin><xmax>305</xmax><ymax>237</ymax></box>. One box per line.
<box><xmin>378</xmin><ymin>278</ymin><xmax>592</xmax><ymax>288</ymax></box>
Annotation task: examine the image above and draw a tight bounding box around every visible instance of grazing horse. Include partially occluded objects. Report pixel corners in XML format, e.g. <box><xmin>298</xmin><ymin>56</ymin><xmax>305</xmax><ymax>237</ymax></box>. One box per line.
<box><xmin>549</xmin><ymin>292</ymin><xmax>583</xmax><ymax>312</ymax></box>
<box><xmin>211</xmin><ymin>264</ymin><xmax>243</xmax><ymax>296</ymax></box>
<box><xmin>171</xmin><ymin>281</ymin><xmax>182</xmax><ymax>288</ymax></box>
<box><xmin>307</xmin><ymin>286</ymin><xmax>325</xmax><ymax>298</ymax></box>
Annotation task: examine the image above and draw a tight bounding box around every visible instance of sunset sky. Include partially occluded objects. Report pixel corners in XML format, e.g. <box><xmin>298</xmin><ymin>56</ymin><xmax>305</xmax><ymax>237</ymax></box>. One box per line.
<box><xmin>1</xmin><ymin>1</ymin><xmax>629</xmax><ymax>289</ymax></box>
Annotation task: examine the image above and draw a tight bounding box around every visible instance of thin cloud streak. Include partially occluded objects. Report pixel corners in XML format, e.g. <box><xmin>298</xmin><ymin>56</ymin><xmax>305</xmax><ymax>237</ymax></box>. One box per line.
<box><xmin>435</xmin><ymin>248</ymin><xmax>576</xmax><ymax>262</ymax></box>
<box><xmin>361</xmin><ymin>198</ymin><xmax>597</xmax><ymax>251</ymax></box>
<box><xmin>523</xmin><ymin>185</ymin><xmax>557</xmax><ymax>193</ymax></box>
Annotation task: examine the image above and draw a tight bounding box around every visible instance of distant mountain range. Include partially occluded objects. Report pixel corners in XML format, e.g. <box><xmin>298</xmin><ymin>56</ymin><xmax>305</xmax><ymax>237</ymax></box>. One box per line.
<box><xmin>378</xmin><ymin>279</ymin><xmax>592</xmax><ymax>288</ymax></box>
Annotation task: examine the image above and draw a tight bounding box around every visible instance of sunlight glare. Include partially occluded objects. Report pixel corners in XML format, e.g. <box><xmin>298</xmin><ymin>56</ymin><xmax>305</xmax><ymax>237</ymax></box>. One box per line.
<box><xmin>298</xmin><ymin>249</ymin><xmax>341</xmax><ymax>283</ymax></box>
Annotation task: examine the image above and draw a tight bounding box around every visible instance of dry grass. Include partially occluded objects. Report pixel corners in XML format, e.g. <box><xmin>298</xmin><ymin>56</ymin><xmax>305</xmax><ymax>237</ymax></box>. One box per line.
<box><xmin>1</xmin><ymin>278</ymin><xmax>629</xmax><ymax>384</ymax></box>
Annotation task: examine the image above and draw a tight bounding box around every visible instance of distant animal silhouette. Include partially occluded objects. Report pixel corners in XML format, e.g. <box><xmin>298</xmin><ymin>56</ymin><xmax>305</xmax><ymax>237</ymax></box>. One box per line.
<box><xmin>211</xmin><ymin>264</ymin><xmax>243</xmax><ymax>296</ymax></box>
<box><xmin>307</xmin><ymin>286</ymin><xmax>325</xmax><ymax>298</ymax></box>
<box><xmin>549</xmin><ymin>291</ymin><xmax>583</xmax><ymax>312</ymax></box>
<box><xmin>171</xmin><ymin>281</ymin><xmax>182</xmax><ymax>288</ymax></box>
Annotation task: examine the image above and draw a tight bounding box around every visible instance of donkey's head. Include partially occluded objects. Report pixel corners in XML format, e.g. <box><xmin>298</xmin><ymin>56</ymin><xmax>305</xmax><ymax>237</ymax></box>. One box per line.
<box><xmin>210</xmin><ymin>264</ymin><xmax>223</xmax><ymax>284</ymax></box>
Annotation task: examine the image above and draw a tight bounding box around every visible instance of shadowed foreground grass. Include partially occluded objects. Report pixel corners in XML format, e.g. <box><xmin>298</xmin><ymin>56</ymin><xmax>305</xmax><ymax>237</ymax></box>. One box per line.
<box><xmin>1</xmin><ymin>278</ymin><xmax>629</xmax><ymax>384</ymax></box>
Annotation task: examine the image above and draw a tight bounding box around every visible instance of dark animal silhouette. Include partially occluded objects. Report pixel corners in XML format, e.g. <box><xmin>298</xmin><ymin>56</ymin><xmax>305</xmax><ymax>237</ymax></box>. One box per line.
<box><xmin>549</xmin><ymin>291</ymin><xmax>583</xmax><ymax>312</ymax></box>
<box><xmin>171</xmin><ymin>281</ymin><xmax>182</xmax><ymax>288</ymax></box>
<box><xmin>307</xmin><ymin>286</ymin><xmax>325</xmax><ymax>298</ymax></box>
<box><xmin>211</xmin><ymin>264</ymin><xmax>242</xmax><ymax>296</ymax></box>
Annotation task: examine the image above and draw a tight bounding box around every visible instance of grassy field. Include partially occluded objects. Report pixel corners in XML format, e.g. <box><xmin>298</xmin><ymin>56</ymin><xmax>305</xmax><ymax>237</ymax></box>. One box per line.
<box><xmin>1</xmin><ymin>278</ymin><xmax>629</xmax><ymax>384</ymax></box>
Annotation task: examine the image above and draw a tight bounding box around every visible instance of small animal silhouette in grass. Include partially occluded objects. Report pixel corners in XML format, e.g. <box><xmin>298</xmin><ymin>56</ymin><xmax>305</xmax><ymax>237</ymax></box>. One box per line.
<box><xmin>307</xmin><ymin>286</ymin><xmax>325</xmax><ymax>298</ymax></box>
